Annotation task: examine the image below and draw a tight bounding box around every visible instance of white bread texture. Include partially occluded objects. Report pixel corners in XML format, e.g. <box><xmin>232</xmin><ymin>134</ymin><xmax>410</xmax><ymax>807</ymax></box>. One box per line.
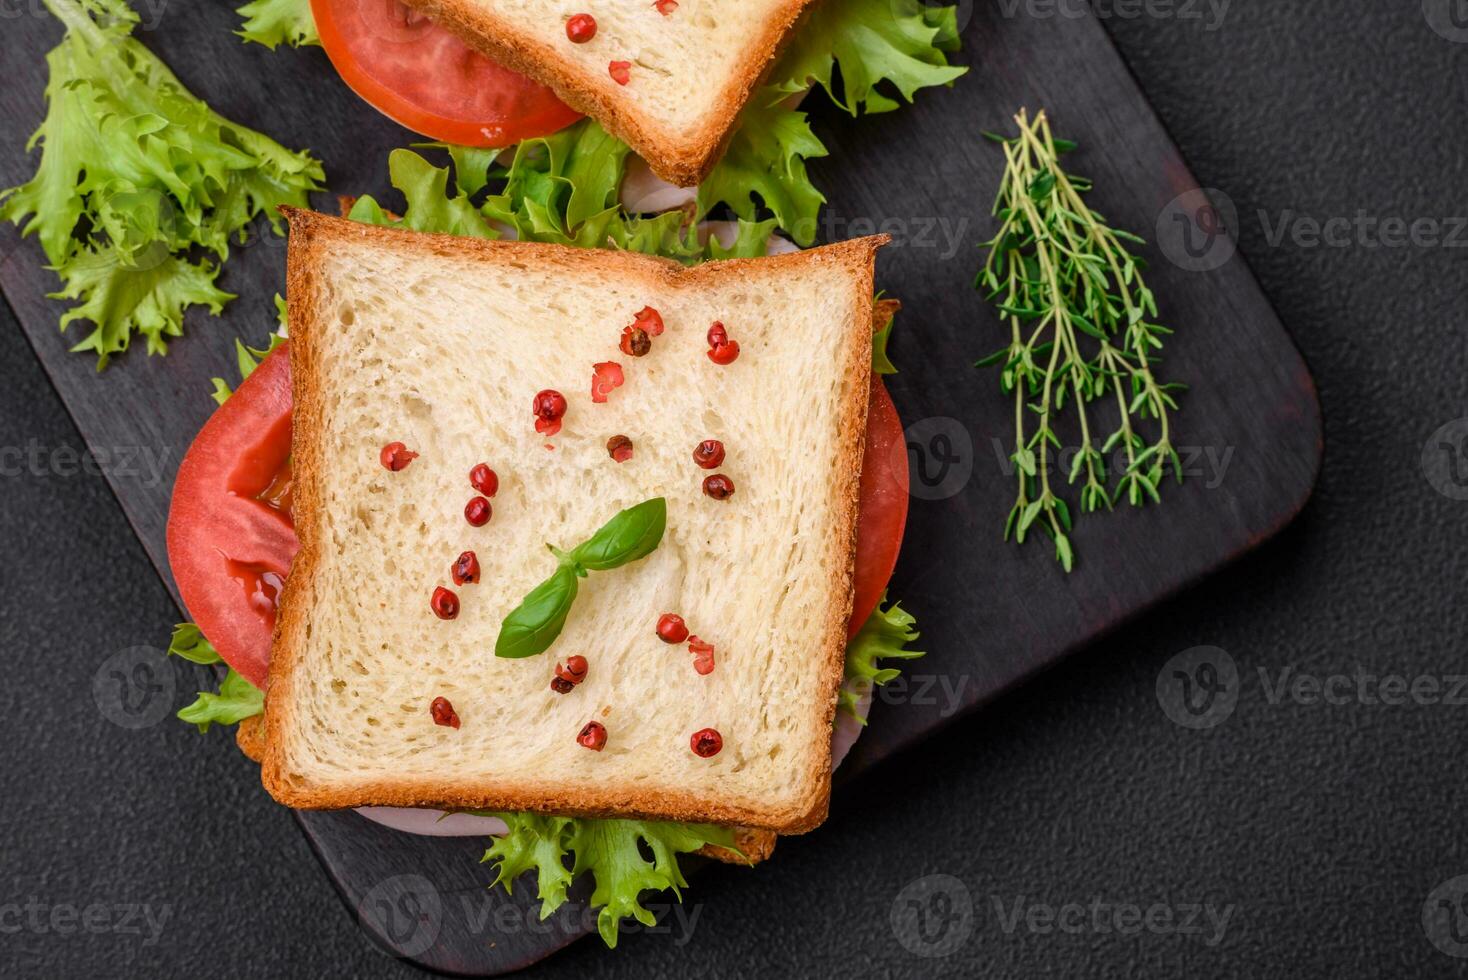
<box><xmin>397</xmin><ymin>0</ymin><xmax>819</xmax><ymax>186</ymax></box>
<box><xmin>262</xmin><ymin>210</ymin><xmax>886</xmax><ymax>833</ymax></box>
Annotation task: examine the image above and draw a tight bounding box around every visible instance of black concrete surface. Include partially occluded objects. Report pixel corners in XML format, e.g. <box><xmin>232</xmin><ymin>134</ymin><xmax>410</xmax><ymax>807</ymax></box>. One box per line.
<box><xmin>3</xmin><ymin>1</ymin><xmax>1466</xmax><ymax>976</ymax></box>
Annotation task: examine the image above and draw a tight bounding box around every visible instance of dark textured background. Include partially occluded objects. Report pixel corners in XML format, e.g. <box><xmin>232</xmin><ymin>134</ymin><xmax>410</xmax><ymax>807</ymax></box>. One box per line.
<box><xmin>3</xmin><ymin>1</ymin><xmax>1466</xmax><ymax>977</ymax></box>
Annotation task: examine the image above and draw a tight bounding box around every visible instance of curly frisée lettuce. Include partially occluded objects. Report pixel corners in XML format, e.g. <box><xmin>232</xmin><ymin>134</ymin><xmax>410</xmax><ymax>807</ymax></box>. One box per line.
<box><xmin>236</xmin><ymin>0</ymin><xmax>320</xmax><ymax>49</ymax></box>
<box><xmin>210</xmin><ymin>327</ymin><xmax>287</xmax><ymax>405</ymax></box>
<box><xmin>348</xmin><ymin>137</ymin><xmax>777</xmax><ymax>264</ymax></box>
<box><xmin>238</xmin><ymin>0</ymin><xmax>964</xmax><ymax>248</ymax></box>
<box><xmin>696</xmin><ymin>94</ymin><xmax>828</xmax><ymax>248</ymax></box>
<box><xmin>481</xmin><ymin>814</ymin><xmax>737</xmax><ymax>948</ymax></box>
<box><xmin>840</xmin><ymin>596</ymin><xmax>924</xmax><ymax>724</ymax></box>
<box><xmin>166</xmin><ymin>624</ymin><xmax>265</xmax><ymax>733</ymax></box>
<box><xmin>771</xmin><ymin>0</ymin><xmax>965</xmax><ymax>114</ymax></box>
<box><xmin>0</xmin><ymin>0</ymin><xmax>324</xmax><ymax>368</ymax></box>
<box><xmin>698</xmin><ymin>0</ymin><xmax>967</xmax><ymax>245</ymax></box>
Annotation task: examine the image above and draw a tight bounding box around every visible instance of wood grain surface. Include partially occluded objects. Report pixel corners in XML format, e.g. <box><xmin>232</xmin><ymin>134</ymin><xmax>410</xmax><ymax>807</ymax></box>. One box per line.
<box><xmin>0</xmin><ymin>0</ymin><xmax>1320</xmax><ymax>972</ymax></box>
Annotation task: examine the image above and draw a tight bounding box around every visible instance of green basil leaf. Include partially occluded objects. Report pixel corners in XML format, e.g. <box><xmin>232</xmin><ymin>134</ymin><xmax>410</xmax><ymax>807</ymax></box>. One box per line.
<box><xmin>495</xmin><ymin>567</ymin><xmax>580</xmax><ymax>659</ymax></box>
<box><xmin>570</xmin><ymin>498</ymin><xmax>666</xmax><ymax>571</ymax></box>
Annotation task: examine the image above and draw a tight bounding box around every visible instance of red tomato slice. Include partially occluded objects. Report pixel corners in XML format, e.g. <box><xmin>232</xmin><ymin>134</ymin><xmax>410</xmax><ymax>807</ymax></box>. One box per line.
<box><xmin>850</xmin><ymin>375</ymin><xmax>910</xmax><ymax>637</ymax></box>
<box><xmin>166</xmin><ymin>346</ymin><xmax>297</xmax><ymax>689</ymax></box>
<box><xmin>312</xmin><ymin>0</ymin><xmax>582</xmax><ymax>147</ymax></box>
<box><xmin>167</xmin><ymin>351</ymin><xmax>907</xmax><ymax>679</ymax></box>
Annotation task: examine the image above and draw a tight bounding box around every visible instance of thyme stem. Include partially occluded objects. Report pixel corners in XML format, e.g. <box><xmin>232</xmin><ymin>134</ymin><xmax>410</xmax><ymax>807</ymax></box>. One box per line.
<box><xmin>975</xmin><ymin>108</ymin><xmax>1186</xmax><ymax>571</ymax></box>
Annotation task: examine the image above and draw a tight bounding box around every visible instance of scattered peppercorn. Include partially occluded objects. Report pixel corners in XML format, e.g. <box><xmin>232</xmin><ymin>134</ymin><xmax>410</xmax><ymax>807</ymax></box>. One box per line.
<box><xmin>607</xmin><ymin>434</ymin><xmax>634</xmax><ymax>463</ymax></box>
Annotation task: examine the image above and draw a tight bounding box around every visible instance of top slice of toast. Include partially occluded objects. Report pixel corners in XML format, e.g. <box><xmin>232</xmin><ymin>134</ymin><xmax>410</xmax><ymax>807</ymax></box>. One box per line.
<box><xmin>399</xmin><ymin>0</ymin><xmax>820</xmax><ymax>186</ymax></box>
<box><xmin>262</xmin><ymin>210</ymin><xmax>886</xmax><ymax>833</ymax></box>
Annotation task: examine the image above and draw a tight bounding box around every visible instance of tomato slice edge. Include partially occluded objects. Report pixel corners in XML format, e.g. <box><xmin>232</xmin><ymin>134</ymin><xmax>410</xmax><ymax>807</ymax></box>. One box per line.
<box><xmin>166</xmin><ymin>345</ymin><xmax>297</xmax><ymax>689</ymax></box>
<box><xmin>849</xmin><ymin>374</ymin><xmax>910</xmax><ymax>637</ymax></box>
<box><xmin>311</xmin><ymin>0</ymin><xmax>583</xmax><ymax>147</ymax></box>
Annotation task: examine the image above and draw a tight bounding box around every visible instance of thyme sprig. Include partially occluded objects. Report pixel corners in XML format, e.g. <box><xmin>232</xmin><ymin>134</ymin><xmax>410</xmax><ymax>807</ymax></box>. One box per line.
<box><xmin>976</xmin><ymin>109</ymin><xmax>1185</xmax><ymax>571</ymax></box>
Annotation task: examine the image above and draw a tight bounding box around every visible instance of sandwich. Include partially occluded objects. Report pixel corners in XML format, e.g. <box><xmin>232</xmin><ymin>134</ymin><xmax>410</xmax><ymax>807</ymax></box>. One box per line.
<box><xmin>248</xmin><ymin>0</ymin><xmax>966</xmax><ymax>242</ymax></box>
<box><xmin>165</xmin><ymin>188</ymin><xmax>922</xmax><ymax>945</ymax></box>
<box><xmin>0</xmin><ymin>0</ymin><xmax>944</xmax><ymax>951</ymax></box>
<box><xmin>157</xmin><ymin>0</ymin><xmax>954</xmax><ymax>949</ymax></box>
<box><xmin>264</xmin><ymin>207</ymin><xmax>884</xmax><ymax>832</ymax></box>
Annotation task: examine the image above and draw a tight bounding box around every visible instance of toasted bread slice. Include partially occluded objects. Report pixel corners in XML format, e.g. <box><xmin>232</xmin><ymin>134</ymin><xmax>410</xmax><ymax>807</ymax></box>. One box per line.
<box><xmin>263</xmin><ymin>210</ymin><xmax>885</xmax><ymax>833</ymax></box>
<box><xmin>398</xmin><ymin>0</ymin><xmax>819</xmax><ymax>186</ymax></box>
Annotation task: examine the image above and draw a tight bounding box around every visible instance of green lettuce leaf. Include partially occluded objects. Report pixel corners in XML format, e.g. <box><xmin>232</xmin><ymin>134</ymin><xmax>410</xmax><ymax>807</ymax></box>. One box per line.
<box><xmin>177</xmin><ymin>666</ymin><xmax>264</xmax><ymax>734</ymax></box>
<box><xmin>481</xmin><ymin>814</ymin><xmax>737</xmax><ymax>948</ymax></box>
<box><xmin>166</xmin><ymin>623</ymin><xmax>223</xmax><ymax>665</ymax></box>
<box><xmin>167</xmin><ymin>622</ymin><xmax>265</xmax><ymax>733</ymax></box>
<box><xmin>236</xmin><ymin>0</ymin><xmax>319</xmax><ymax>49</ymax></box>
<box><xmin>0</xmin><ymin>0</ymin><xmax>324</xmax><ymax>368</ymax></box>
<box><xmin>52</xmin><ymin>249</ymin><xmax>233</xmax><ymax>364</ymax></box>
<box><xmin>349</xmin><ymin>138</ymin><xmax>776</xmax><ymax>265</ymax></box>
<box><xmin>480</xmin><ymin>121</ymin><xmax>631</xmax><ymax>246</ymax></box>
<box><xmin>697</xmin><ymin>93</ymin><xmax>828</xmax><ymax>246</ymax></box>
<box><xmin>772</xmin><ymin>0</ymin><xmax>967</xmax><ymax>114</ymax></box>
<box><xmin>209</xmin><ymin>330</ymin><xmax>287</xmax><ymax>405</ymax></box>
<box><xmin>480</xmin><ymin>814</ymin><xmax>577</xmax><ymax>918</ymax></box>
<box><xmin>840</xmin><ymin>596</ymin><xmax>924</xmax><ymax>724</ymax></box>
<box><xmin>872</xmin><ymin>295</ymin><xmax>900</xmax><ymax>374</ymax></box>
<box><xmin>698</xmin><ymin>0</ymin><xmax>966</xmax><ymax>244</ymax></box>
<box><xmin>381</xmin><ymin>149</ymin><xmax>500</xmax><ymax>240</ymax></box>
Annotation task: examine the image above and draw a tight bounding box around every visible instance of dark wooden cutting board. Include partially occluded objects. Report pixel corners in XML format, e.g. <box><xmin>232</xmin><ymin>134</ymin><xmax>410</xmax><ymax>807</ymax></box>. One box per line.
<box><xmin>0</xmin><ymin>1</ymin><xmax>1320</xmax><ymax>973</ymax></box>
